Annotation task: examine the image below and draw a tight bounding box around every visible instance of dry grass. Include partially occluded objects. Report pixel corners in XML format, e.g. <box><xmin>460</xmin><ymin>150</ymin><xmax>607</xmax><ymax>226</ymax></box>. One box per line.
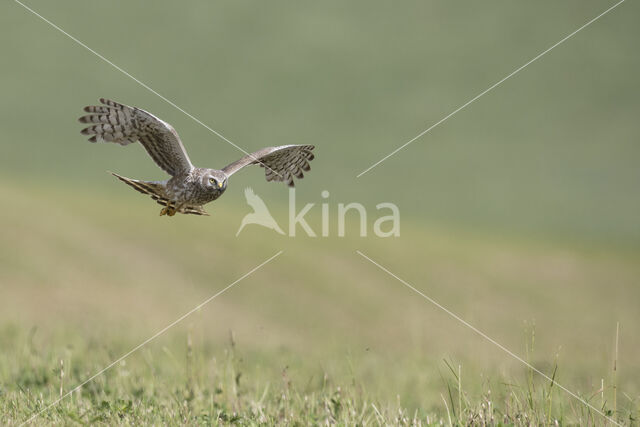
<box><xmin>1</xmin><ymin>181</ymin><xmax>639</xmax><ymax>424</ymax></box>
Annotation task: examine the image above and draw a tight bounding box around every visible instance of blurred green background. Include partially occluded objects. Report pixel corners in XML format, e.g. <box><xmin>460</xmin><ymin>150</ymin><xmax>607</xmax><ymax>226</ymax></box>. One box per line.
<box><xmin>1</xmin><ymin>0</ymin><xmax>638</xmax><ymax>422</ymax></box>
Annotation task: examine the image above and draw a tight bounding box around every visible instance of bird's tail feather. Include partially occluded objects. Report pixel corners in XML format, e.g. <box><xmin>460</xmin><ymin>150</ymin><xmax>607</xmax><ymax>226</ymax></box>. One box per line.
<box><xmin>110</xmin><ymin>172</ymin><xmax>209</xmax><ymax>216</ymax></box>
<box><xmin>111</xmin><ymin>172</ymin><xmax>167</xmax><ymax>201</ymax></box>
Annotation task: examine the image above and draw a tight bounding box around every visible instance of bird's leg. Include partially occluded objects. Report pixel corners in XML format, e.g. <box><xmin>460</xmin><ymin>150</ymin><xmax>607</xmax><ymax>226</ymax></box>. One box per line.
<box><xmin>170</xmin><ymin>203</ymin><xmax>185</xmax><ymax>216</ymax></box>
<box><xmin>159</xmin><ymin>200</ymin><xmax>172</xmax><ymax>216</ymax></box>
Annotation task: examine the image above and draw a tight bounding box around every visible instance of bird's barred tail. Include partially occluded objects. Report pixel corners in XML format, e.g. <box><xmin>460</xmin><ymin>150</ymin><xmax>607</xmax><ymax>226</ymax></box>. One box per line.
<box><xmin>110</xmin><ymin>172</ymin><xmax>208</xmax><ymax>216</ymax></box>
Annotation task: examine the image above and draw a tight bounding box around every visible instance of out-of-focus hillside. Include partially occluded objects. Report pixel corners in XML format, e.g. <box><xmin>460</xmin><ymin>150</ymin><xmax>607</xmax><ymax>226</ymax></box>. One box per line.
<box><xmin>1</xmin><ymin>0</ymin><xmax>638</xmax><ymax>244</ymax></box>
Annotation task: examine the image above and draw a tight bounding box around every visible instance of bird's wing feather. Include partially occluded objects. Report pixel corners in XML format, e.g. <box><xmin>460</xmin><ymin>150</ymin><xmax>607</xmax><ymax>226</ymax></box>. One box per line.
<box><xmin>79</xmin><ymin>98</ymin><xmax>193</xmax><ymax>176</ymax></box>
<box><xmin>222</xmin><ymin>145</ymin><xmax>315</xmax><ymax>187</ymax></box>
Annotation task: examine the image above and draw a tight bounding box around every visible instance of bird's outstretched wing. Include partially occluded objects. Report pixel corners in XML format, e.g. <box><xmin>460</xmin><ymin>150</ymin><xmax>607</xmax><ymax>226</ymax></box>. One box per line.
<box><xmin>222</xmin><ymin>145</ymin><xmax>315</xmax><ymax>187</ymax></box>
<box><xmin>79</xmin><ymin>98</ymin><xmax>193</xmax><ymax>177</ymax></box>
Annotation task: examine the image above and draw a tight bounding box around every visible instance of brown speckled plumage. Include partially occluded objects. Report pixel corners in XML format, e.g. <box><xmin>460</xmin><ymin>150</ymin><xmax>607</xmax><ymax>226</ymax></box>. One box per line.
<box><xmin>79</xmin><ymin>99</ymin><xmax>315</xmax><ymax>216</ymax></box>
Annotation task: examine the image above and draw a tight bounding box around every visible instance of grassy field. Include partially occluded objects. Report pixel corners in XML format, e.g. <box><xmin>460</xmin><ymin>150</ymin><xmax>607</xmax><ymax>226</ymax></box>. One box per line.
<box><xmin>1</xmin><ymin>181</ymin><xmax>638</xmax><ymax>424</ymax></box>
<box><xmin>1</xmin><ymin>0</ymin><xmax>639</xmax><ymax>425</ymax></box>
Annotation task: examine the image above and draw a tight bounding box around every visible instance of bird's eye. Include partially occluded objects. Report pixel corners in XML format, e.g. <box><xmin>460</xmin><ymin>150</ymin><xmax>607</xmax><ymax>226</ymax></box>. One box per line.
<box><xmin>209</xmin><ymin>177</ymin><xmax>216</xmax><ymax>185</ymax></box>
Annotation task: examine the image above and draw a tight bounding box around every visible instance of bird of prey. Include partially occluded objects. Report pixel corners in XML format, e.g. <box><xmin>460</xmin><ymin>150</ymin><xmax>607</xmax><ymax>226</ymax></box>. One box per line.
<box><xmin>79</xmin><ymin>98</ymin><xmax>315</xmax><ymax>216</ymax></box>
<box><xmin>236</xmin><ymin>187</ymin><xmax>285</xmax><ymax>236</ymax></box>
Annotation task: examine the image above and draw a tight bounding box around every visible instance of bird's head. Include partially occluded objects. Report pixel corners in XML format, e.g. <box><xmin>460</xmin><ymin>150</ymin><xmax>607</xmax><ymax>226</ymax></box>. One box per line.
<box><xmin>203</xmin><ymin>169</ymin><xmax>228</xmax><ymax>193</ymax></box>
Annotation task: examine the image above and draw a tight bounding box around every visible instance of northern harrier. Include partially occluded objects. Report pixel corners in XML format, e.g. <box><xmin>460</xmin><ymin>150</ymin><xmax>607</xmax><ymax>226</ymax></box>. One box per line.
<box><xmin>79</xmin><ymin>99</ymin><xmax>315</xmax><ymax>216</ymax></box>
